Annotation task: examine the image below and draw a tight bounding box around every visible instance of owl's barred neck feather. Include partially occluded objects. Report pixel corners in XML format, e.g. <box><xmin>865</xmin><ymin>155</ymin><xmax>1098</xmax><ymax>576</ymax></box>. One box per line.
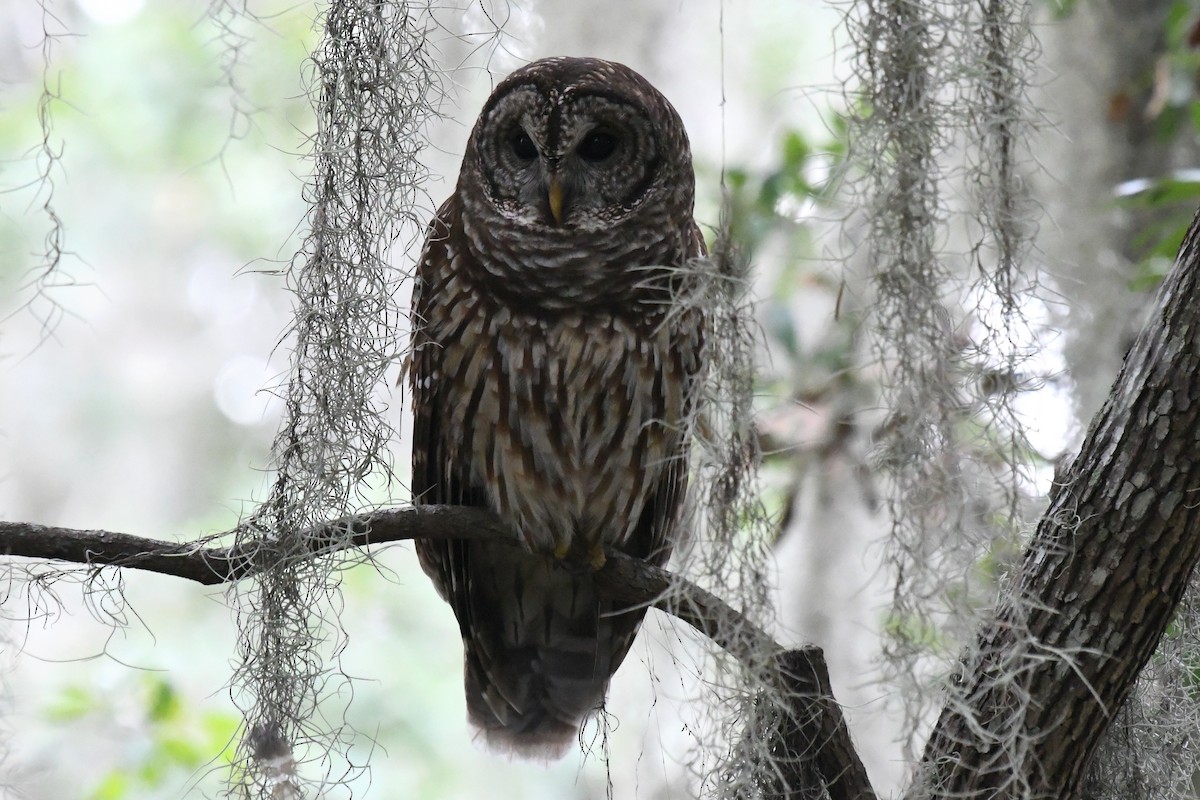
<box><xmin>455</xmin><ymin>193</ymin><xmax>694</xmax><ymax>311</ymax></box>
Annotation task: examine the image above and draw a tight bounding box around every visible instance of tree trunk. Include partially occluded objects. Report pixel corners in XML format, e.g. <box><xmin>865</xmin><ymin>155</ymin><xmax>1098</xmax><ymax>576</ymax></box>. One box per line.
<box><xmin>909</xmin><ymin>207</ymin><xmax>1200</xmax><ymax>798</ymax></box>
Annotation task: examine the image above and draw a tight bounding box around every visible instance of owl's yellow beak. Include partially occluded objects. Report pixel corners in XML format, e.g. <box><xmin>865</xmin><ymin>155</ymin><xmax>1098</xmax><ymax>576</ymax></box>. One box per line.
<box><xmin>547</xmin><ymin>177</ymin><xmax>565</xmax><ymax>225</ymax></box>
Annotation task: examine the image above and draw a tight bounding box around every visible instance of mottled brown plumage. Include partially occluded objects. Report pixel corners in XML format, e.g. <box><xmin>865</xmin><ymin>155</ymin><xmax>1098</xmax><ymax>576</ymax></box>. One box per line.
<box><xmin>409</xmin><ymin>57</ymin><xmax>705</xmax><ymax>758</ymax></box>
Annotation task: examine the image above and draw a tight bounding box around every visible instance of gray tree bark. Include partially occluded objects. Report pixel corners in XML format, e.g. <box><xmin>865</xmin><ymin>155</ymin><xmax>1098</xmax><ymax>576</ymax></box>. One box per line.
<box><xmin>910</xmin><ymin>207</ymin><xmax>1200</xmax><ymax>798</ymax></box>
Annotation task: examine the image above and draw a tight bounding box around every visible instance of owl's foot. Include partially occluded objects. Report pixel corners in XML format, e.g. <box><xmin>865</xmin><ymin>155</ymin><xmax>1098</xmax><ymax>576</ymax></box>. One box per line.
<box><xmin>550</xmin><ymin>537</ymin><xmax>607</xmax><ymax>572</ymax></box>
<box><xmin>587</xmin><ymin>542</ymin><xmax>607</xmax><ymax>570</ymax></box>
<box><xmin>553</xmin><ymin>538</ymin><xmax>571</xmax><ymax>561</ymax></box>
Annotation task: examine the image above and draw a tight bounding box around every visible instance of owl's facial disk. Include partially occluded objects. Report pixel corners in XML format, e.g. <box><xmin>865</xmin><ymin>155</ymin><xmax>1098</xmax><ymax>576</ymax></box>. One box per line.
<box><xmin>477</xmin><ymin>87</ymin><xmax>660</xmax><ymax>230</ymax></box>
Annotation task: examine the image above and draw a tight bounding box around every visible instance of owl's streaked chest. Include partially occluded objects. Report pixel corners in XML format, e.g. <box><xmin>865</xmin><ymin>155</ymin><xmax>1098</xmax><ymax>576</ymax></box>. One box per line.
<box><xmin>423</xmin><ymin>262</ymin><xmax>698</xmax><ymax>559</ymax></box>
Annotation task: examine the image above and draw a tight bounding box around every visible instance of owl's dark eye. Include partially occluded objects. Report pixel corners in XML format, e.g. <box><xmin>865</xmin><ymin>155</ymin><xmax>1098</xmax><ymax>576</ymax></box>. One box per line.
<box><xmin>577</xmin><ymin>130</ymin><xmax>618</xmax><ymax>162</ymax></box>
<box><xmin>510</xmin><ymin>131</ymin><xmax>538</xmax><ymax>161</ymax></box>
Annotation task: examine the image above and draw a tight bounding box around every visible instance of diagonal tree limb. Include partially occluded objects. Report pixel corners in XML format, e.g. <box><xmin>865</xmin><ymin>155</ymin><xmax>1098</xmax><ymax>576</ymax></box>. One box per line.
<box><xmin>0</xmin><ymin>508</ymin><xmax>875</xmax><ymax>800</ymax></box>
<box><xmin>908</xmin><ymin>209</ymin><xmax>1200</xmax><ymax>799</ymax></box>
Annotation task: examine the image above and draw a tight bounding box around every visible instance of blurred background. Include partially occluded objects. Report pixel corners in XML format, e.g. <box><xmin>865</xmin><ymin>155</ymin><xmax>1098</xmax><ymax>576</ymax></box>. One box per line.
<box><xmin>2</xmin><ymin>0</ymin><xmax>1199</xmax><ymax>797</ymax></box>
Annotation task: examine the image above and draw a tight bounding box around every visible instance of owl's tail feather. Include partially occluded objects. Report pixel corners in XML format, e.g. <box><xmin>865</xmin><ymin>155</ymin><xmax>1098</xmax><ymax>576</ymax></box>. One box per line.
<box><xmin>464</xmin><ymin>634</ymin><xmax>642</xmax><ymax>760</ymax></box>
<box><xmin>457</xmin><ymin>543</ymin><xmax>646</xmax><ymax>760</ymax></box>
<box><xmin>466</xmin><ymin>658</ymin><xmax>580</xmax><ymax>760</ymax></box>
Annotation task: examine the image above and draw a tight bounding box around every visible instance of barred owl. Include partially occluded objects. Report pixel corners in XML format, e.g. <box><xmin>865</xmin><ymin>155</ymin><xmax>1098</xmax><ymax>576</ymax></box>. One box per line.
<box><xmin>409</xmin><ymin>56</ymin><xmax>706</xmax><ymax>758</ymax></box>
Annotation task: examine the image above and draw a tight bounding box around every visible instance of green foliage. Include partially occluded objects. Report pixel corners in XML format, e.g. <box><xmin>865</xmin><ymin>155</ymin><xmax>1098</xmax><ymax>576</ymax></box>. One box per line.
<box><xmin>1110</xmin><ymin>1</ymin><xmax>1200</xmax><ymax>288</ymax></box>
<box><xmin>708</xmin><ymin>119</ymin><xmax>866</xmax><ymax>549</ymax></box>
<box><xmin>1042</xmin><ymin>0</ymin><xmax>1081</xmax><ymax>20</ymax></box>
<box><xmin>46</xmin><ymin>675</ymin><xmax>240</xmax><ymax>799</ymax></box>
<box><xmin>1036</xmin><ymin>3</ymin><xmax>1200</xmax><ymax>289</ymax></box>
<box><xmin>0</xmin><ymin>2</ymin><xmax>316</xmax><ymax>303</ymax></box>
<box><xmin>719</xmin><ymin>117</ymin><xmax>853</xmax><ymax>370</ymax></box>
<box><xmin>721</xmin><ymin>119</ymin><xmax>848</xmax><ymax>258</ymax></box>
<box><xmin>881</xmin><ymin>612</ymin><xmax>952</xmax><ymax>653</ymax></box>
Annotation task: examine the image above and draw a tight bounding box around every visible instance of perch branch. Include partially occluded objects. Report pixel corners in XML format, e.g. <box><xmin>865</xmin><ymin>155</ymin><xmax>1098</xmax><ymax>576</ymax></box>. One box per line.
<box><xmin>0</xmin><ymin>508</ymin><xmax>874</xmax><ymax>800</ymax></box>
<box><xmin>1</xmin><ymin>507</ymin><xmax>506</xmax><ymax>586</ymax></box>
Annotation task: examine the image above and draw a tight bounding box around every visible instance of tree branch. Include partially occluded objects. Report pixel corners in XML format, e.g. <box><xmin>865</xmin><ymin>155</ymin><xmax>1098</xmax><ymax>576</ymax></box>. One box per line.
<box><xmin>1</xmin><ymin>508</ymin><xmax>508</xmax><ymax>585</ymax></box>
<box><xmin>0</xmin><ymin>508</ymin><xmax>874</xmax><ymax>800</ymax></box>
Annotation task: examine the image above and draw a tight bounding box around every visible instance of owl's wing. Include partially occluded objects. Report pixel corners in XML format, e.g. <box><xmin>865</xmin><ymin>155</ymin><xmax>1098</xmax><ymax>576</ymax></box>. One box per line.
<box><xmin>620</xmin><ymin>224</ymin><xmax>707</xmax><ymax>568</ymax></box>
<box><xmin>602</xmin><ymin>217</ymin><xmax>709</xmax><ymax>692</ymax></box>
<box><xmin>409</xmin><ymin>197</ymin><xmax>488</xmax><ymax>607</ymax></box>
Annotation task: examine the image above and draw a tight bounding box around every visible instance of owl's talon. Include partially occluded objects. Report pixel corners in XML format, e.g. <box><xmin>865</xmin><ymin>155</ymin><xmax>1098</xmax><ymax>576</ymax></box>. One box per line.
<box><xmin>553</xmin><ymin>539</ymin><xmax>571</xmax><ymax>561</ymax></box>
<box><xmin>588</xmin><ymin>543</ymin><xmax>607</xmax><ymax>570</ymax></box>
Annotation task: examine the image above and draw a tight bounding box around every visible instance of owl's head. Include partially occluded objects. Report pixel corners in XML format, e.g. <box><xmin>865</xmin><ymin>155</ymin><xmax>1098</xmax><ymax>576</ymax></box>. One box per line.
<box><xmin>462</xmin><ymin>57</ymin><xmax>694</xmax><ymax>232</ymax></box>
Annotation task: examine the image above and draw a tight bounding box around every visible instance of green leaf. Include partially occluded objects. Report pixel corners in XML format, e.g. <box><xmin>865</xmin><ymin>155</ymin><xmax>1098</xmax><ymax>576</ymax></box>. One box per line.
<box><xmin>781</xmin><ymin>130</ymin><xmax>811</xmax><ymax>169</ymax></box>
<box><xmin>1129</xmin><ymin>256</ymin><xmax>1175</xmax><ymax>293</ymax></box>
<box><xmin>45</xmin><ymin>685</ymin><xmax>99</xmax><ymax>721</ymax></box>
<box><xmin>145</xmin><ymin>677</ymin><xmax>180</xmax><ymax>723</ymax></box>
<box><xmin>1166</xmin><ymin>0</ymin><xmax>1192</xmax><ymax>47</ymax></box>
<box><xmin>88</xmin><ymin>771</ymin><xmax>131</xmax><ymax>800</ymax></box>
<box><xmin>201</xmin><ymin>710</ymin><xmax>243</xmax><ymax>763</ymax></box>
<box><xmin>1044</xmin><ymin>0</ymin><xmax>1080</xmax><ymax>20</ymax></box>
<box><xmin>1189</xmin><ymin>100</ymin><xmax>1200</xmax><ymax>134</ymax></box>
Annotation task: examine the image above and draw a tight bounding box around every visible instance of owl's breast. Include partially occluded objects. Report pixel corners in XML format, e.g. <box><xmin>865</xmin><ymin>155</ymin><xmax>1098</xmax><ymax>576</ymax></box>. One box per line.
<box><xmin>430</xmin><ymin>277</ymin><xmax>698</xmax><ymax>560</ymax></box>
